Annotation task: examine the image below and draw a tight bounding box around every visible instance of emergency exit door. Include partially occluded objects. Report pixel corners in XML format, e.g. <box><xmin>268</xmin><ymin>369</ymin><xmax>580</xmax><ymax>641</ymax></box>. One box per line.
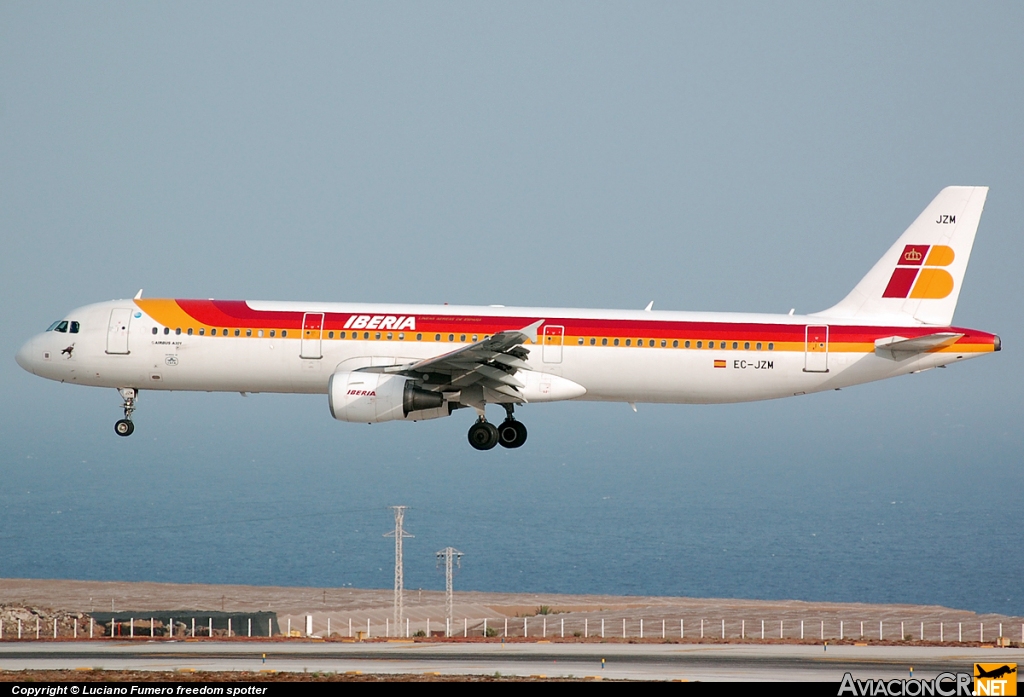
<box><xmin>300</xmin><ymin>313</ymin><xmax>324</xmax><ymax>359</ymax></box>
<box><xmin>542</xmin><ymin>325</ymin><xmax>564</xmax><ymax>363</ymax></box>
<box><xmin>804</xmin><ymin>325</ymin><xmax>829</xmax><ymax>373</ymax></box>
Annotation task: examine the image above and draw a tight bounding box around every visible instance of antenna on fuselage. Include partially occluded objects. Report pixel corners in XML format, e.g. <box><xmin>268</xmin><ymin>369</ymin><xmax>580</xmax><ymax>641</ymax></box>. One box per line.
<box><xmin>644</xmin><ymin>301</ymin><xmax>654</xmax><ymax>311</ymax></box>
<box><xmin>134</xmin><ymin>289</ymin><xmax>143</xmax><ymax>300</ymax></box>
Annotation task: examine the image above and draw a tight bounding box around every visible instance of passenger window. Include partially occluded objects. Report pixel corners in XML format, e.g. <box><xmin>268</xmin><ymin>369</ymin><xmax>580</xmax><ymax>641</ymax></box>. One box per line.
<box><xmin>362</xmin><ymin>332</ymin><xmax>368</xmax><ymax>339</ymax></box>
<box><xmin>416</xmin><ymin>333</ymin><xmax>422</xmax><ymax>341</ymax></box>
<box><xmin>152</xmin><ymin>327</ymin><xmax>158</xmax><ymax>335</ymax></box>
<box><xmin>590</xmin><ymin>338</ymin><xmax>596</xmax><ymax>345</ymax></box>
<box><xmin>625</xmin><ymin>339</ymin><xmax>631</xmax><ymax>346</ymax></box>
<box><xmin>258</xmin><ymin>329</ymin><xmax>263</xmax><ymax>337</ymax></box>
<box><xmin>163</xmin><ymin>327</ymin><xmax>170</xmax><ymax>335</ymax></box>
<box><xmin>282</xmin><ymin>331</ymin><xmax>288</xmax><ymax>338</ymax></box>
<box><xmin>70</xmin><ymin>321</ymin><xmax>80</xmax><ymax>333</ymax></box>
<box><xmin>460</xmin><ymin>334</ymin><xmax>466</xmax><ymax>342</ymax></box>
<box><xmin>719</xmin><ymin>341</ymin><xmax>726</xmax><ymax>349</ymax></box>
<box><xmin>435</xmin><ymin>334</ymin><xmax>441</xmax><ymax>341</ymax></box>
<box><xmin>176</xmin><ymin>328</ymin><xmax>182</xmax><ymax>335</ymax></box>
<box><xmin>269</xmin><ymin>330</ymin><xmax>275</xmax><ymax>337</ymax></box>
<box><xmin>744</xmin><ymin>342</ymin><xmax>750</xmax><ymax>350</ymax></box>
<box><xmin>731</xmin><ymin>341</ymin><xmax>737</xmax><ymax>349</ymax></box>
<box><xmin>681</xmin><ymin>340</ymin><xmax>687</xmax><ymax>348</ymax></box>
<box><xmin>340</xmin><ymin>331</ymin><xmax>345</xmax><ymax>339</ymax></box>
<box><xmin>768</xmin><ymin>342</ymin><xmax>774</xmax><ymax>350</ymax></box>
<box><xmin>756</xmin><ymin>342</ymin><xmax>762</xmax><ymax>350</ymax></box>
<box><xmin>448</xmin><ymin>334</ymin><xmax>454</xmax><ymax>342</ymax></box>
<box><xmin>601</xmin><ymin>338</ymin><xmax>608</xmax><ymax>346</ymax></box>
<box><xmin>199</xmin><ymin>328</ymin><xmax>205</xmax><ymax>336</ymax></box>
<box><xmin>661</xmin><ymin>340</ymin><xmax>666</xmax><ymax>347</ymax></box>
<box><xmin>614</xmin><ymin>338</ymin><xmax>620</xmax><ymax>346</ymax></box>
<box><xmin>577</xmin><ymin>338</ymin><xmax>584</xmax><ymax>345</ymax></box>
<box><xmin>187</xmin><ymin>328</ymin><xmax>193</xmax><ymax>336</ymax></box>
<box><xmin>398</xmin><ymin>333</ymin><xmax>404</xmax><ymax>340</ymax></box>
<box><xmin>234</xmin><ymin>329</ymin><xmax>240</xmax><ymax>337</ymax></box>
<box><xmin>246</xmin><ymin>329</ymin><xmax>252</xmax><ymax>337</ymax></box>
<box><xmin>328</xmin><ymin>331</ymin><xmax>334</xmax><ymax>339</ymax></box>
<box><xmin>386</xmin><ymin>332</ymin><xmax>393</xmax><ymax>340</ymax></box>
<box><xmin>375</xmin><ymin>332</ymin><xmax>381</xmax><ymax>340</ymax></box>
<box><xmin>696</xmin><ymin>341</ymin><xmax>702</xmax><ymax>348</ymax></box>
<box><xmin>472</xmin><ymin>335</ymin><xmax>478</xmax><ymax>342</ymax></box>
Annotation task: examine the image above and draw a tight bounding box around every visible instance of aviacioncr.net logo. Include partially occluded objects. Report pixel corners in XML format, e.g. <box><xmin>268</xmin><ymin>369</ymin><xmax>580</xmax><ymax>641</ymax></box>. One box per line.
<box><xmin>839</xmin><ymin>672</ymin><xmax>973</xmax><ymax>696</ymax></box>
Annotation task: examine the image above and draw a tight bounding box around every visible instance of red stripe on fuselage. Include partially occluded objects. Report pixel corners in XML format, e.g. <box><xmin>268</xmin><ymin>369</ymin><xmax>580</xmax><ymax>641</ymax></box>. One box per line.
<box><xmin>167</xmin><ymin>300</ymin><xmax>997</xmax><ymax>345</ymax></box>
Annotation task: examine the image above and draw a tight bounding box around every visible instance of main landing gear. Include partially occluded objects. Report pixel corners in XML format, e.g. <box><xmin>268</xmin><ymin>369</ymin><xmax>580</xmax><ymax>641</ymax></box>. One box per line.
<box><xmin>467</xmin><ymin>405</ymin><xmax>528</xmax><ymax>451</ymax></box>
<box><xmin>114</xmin><ymin>388</ymin><xmax>137</xmax><ymax>437</ymax></box>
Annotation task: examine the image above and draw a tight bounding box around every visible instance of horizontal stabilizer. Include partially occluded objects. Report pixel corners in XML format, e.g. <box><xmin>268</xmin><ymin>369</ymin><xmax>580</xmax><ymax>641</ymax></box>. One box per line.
<box><xmin>874</xmin><ymin>332</ymin><xmax>963</xmax><ymax>361</ymax></box>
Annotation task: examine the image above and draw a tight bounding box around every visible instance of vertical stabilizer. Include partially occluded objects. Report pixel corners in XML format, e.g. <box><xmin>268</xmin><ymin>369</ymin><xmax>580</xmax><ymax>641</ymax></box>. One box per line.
<box><xmin>812</xmin><ymin>186</ymin><xmax>988</xmax><ymax>326</ymax></box>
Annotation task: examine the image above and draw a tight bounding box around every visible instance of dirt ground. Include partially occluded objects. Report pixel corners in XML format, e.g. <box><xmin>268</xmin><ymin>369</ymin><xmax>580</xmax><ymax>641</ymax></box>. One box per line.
<box><xmin>1</xmin><ymin>577</ymin><xmax>1021</xmax><ymax>644</ymax></box>
<box><xmin>0</xmin><ymin>669</ymin><xmax>599</xmax><ymax>682</ymax></box>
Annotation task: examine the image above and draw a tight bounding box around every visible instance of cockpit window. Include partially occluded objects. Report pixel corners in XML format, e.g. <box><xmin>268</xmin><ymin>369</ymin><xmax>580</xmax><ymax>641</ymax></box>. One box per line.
<box><xmin>70</xmin><ymin>321</ymin><xmax>80</xmax><ymax>333</ymax></box>
<box><xmin>46</xmin><ymin>321</ymin><xmax>61</xmax><ymax>332</ymax></box>
<box><xmin>54</xmin><ymin>321</ymin><xmax>69</xmax><ymax>333</ymax></box>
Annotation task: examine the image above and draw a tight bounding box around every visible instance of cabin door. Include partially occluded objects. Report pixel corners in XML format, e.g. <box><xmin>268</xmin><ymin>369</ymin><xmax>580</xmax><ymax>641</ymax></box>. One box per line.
<box><xmin>804</xmin><ymin>325</ymin><xmax>829</xmax><ymax>373</ymax></box>
<box><xmin>542</xmin><ymin>324</ymin><xmax>564</xmax><ymax>364</ymax></box>
<box><xmin>301</xmin><ymin>313</ymin><xmax>324</xmax><ymax>359</ymax></box>
<box><xmin>105</xmin><ymin>308</ymin><xmax>133</xmax><ymax>355</ymax></box>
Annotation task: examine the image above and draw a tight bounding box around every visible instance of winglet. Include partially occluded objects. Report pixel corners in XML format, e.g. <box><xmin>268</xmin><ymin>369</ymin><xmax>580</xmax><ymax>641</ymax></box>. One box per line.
<box><xmin>519</xmin><ymin>319</ymin><xmax>544</xmax><ymax>343</ymax></box>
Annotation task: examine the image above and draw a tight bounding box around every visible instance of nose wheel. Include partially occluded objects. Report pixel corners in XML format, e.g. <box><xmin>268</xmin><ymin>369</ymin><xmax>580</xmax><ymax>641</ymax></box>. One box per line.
<box><xmin>114</xmin><ymin>388</ymin><xmax>138</xmax><ymax>437</ymax></box>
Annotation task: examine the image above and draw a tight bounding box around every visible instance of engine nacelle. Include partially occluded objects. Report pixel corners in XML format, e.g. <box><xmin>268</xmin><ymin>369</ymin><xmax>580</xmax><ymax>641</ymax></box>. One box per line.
<box><xmin>328</xmin><ymin>371</ymin><xmax>447</xmax><ymax>423</ymax></box>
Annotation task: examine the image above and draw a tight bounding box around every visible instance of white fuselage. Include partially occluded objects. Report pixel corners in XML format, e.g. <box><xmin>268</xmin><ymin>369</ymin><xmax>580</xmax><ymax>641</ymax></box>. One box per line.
<box><xmin>16</xmin><ymin>299</ymin><xmax>997</xmax><ymax>407</ymax></box>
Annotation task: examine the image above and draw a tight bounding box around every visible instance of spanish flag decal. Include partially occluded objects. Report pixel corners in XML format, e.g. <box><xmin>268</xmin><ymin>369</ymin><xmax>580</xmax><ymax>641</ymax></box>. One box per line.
<box><xmin>714</xmin><ymin>359</ymin><xmax>727</xmax><ymax>369</ymax></box>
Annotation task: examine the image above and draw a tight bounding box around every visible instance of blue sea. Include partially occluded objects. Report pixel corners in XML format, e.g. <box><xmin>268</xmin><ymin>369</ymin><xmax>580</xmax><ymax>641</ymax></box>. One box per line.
<box><xmin>1</xmin><ymin>369</ymin><xmax>1021</xmax><ymax>617</ymax></box>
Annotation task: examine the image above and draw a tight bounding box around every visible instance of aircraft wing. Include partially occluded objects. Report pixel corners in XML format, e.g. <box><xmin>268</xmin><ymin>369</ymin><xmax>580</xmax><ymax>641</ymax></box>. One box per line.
<box><xmin>874</xmin><ymin>332</ymin><xmax>964</xmax><ymax>360</ymax></box>
<box><xmin>372</xmin><ymin>319</ymin><xmax>543</xmax><ymax>403</ymax></box>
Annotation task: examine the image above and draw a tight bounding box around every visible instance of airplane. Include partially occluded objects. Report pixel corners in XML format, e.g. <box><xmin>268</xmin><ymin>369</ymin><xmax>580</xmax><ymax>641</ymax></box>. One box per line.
<box><xmin>16</xmin><ymin>186</ymin><xmax>1000</xmax><ymax>450</ymax></box>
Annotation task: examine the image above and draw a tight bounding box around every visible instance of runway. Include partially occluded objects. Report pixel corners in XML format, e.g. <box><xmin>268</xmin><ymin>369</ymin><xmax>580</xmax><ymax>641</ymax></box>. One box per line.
<box><xmin>1</xmin><ymin>641</ymin><xmax>1021</xmax><ymax>681</ymax></box>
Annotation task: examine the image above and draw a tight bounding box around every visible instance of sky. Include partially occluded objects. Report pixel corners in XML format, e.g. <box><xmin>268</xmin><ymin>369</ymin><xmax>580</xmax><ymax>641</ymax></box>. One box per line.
<box><xmin>1</xmin><ymin>3</ymin><xmax>1022</xmax><ymax>614</ymax></box>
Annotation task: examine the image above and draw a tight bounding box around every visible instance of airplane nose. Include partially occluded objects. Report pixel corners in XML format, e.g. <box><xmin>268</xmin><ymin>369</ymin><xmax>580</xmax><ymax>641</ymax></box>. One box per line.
<box><xmin>16</xmin><ymin>338</ymin><xmax>37</xmax><ymax>374</ymax></box>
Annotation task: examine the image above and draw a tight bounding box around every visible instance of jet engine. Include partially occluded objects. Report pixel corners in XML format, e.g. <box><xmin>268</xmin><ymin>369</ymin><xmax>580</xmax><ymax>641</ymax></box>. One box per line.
<box><xmin>328</xmin><ymin>371</ymin><xmax>447</xmax><ymax>423</ymax></box>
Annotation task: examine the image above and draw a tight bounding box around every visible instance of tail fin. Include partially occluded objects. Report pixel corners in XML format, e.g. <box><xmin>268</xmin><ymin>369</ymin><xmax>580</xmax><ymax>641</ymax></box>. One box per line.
<box><xmin>812</xmin><ymin>186</ymin><xmax>988</xmax><ymax>326</ymax></box>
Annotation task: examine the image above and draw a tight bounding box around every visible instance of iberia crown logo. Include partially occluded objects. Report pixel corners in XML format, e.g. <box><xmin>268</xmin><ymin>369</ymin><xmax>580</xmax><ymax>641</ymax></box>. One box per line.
<box><xmin>882</xmin><ymin>245</ymin><xmax>955</xmax><ymax>299</ymax></box>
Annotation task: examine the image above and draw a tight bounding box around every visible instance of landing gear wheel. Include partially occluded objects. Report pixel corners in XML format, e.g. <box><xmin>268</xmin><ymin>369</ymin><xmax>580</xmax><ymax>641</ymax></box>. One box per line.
<box><xmin>468</xmin><ymin>421</ymin><xmax>499</xmax><ymax>450</ymax></box>
<box><xmin>497</xmin><ymin>419</ymin><xmax>528</xmax><ymax>449</ymax></box>
<box><xmin>115</xmin><ymin>388</ymin><xmax>138</xmax><ymax>437</ymax></box>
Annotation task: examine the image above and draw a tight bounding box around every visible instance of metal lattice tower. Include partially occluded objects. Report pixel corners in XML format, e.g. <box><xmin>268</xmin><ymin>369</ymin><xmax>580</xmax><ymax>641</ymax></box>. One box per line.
<box><xmin>384</xmin><ymin>506</ymin><xmax>413</xmax><ymax>632</ymax></box>
<box><xmin>435</xmin><ymin>547</ymin><xmax>463</xmax><ymax>631</ymax></box>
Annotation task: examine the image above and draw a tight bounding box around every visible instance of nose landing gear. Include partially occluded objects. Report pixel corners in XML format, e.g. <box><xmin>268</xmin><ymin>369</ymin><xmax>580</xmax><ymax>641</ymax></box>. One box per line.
<box><xmin>114</xmin><ymin>388</ymin><xmax>137</xmax><ymax>437</ymax></box>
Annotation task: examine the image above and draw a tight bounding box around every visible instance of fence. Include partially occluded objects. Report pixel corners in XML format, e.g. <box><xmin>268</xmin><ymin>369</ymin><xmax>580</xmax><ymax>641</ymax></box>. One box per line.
<box><xmin>282</xmin><ymin>615</ymin><xmax>1024</xmax><ymax>644</ymax></box>
<box><xmin>0</xmin><ymin>613</ymin><xmax>1019</xmax><ymax>644</ymax></box>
